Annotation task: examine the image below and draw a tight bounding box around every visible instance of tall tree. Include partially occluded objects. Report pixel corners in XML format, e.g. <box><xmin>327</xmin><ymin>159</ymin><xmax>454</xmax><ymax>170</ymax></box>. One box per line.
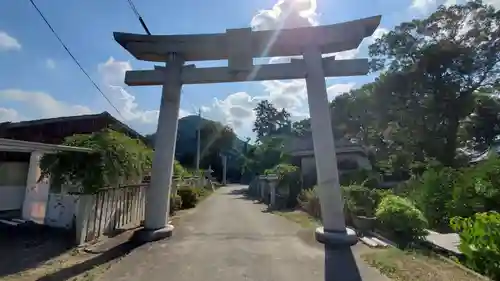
<box><xmin>253</xmin><ymin>100</ymin><xmax>292</xmax><ymax>141</ymax></box>
<box><xmin>369</xmin><ymin>0</ymin><xmax>500</xmax><ymax>166</ymax></box>
<box><xmin>463</xmin><ymin>94</ymin><xmax>500</xmax><ymax>150</ymax></box>
<box><xmin>199</xmin><ymin>121</ymin><xmax>235</xmax><ymax>165</ymax></box>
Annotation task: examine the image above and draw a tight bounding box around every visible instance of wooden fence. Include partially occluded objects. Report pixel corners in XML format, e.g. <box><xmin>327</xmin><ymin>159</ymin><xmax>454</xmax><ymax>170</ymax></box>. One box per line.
<box><xmin>75</xmin><ymin>184</ymin><xmax>146</xmax><ymax>244</ymax></box>
<box><xmin>74</xmin><ymin>176</ymin><xmax>208</xmax><ymax>244</ymax></box>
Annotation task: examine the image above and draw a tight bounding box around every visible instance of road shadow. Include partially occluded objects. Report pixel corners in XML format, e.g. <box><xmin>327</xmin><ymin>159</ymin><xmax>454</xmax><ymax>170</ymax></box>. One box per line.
<box><xmin>324</xmin><ymin>245</ymin><xmax>363</xmax><ymax>281</ymax></box>
<box><xmin>225</xmin><ymin>187</ymin><xmax>248</xmax><ymax>196</ymax></box>
<box><xmin>36</xmin><ymin>238</ymin><xmax>145</xmax><ymax>281</ymax></box>
<box><xmin>0</xmin><ymin>222</ymin><xmax>74</xmax><ymax>278</ymax></box>
<box><xmin>225</xmin><ymin>187</ymin><xmax>263</xmax><ymax>204</ymax></box>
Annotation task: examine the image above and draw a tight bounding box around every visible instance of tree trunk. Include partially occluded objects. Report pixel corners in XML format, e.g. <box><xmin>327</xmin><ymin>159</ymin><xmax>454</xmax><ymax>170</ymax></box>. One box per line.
<box><xmin>441</xmin><ymin>116</ymin><xmax>460</xmax><ymax>167</ymax></box>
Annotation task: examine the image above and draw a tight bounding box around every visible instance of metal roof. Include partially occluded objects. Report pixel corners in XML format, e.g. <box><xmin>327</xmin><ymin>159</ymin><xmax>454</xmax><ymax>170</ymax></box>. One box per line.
<box><xmin>0</xmin><ymin>138</ymin><xmax>92</xmax><ymax>153</ymax></box>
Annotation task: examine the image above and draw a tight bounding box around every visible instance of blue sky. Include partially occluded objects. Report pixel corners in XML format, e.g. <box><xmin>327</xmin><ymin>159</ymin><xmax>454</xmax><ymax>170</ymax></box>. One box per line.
<box><xmin>1</xmin><ymin>0</ymin><xmax>498</xmax><ymax>139</ymax></box>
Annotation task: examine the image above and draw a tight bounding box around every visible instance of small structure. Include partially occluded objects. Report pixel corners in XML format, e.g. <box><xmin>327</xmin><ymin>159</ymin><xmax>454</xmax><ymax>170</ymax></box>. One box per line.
<box><xmin>0</xmin><ymin>138</ymin><xmax>91</xmax><ymax>227</ymax></box>
<box><xmin>0</xmin><ymin>112</ymin><xmax>146</xmax><ymax>228</ymax></box>
<box><xmin>286</xmin><ymin>135</ymin><xmax>371</xmax><ymax>188</ymax></box>
<box><xmin>0</xmin><ymin>111</ymin><xmax>146</xmax><ymax>145</ymax></box>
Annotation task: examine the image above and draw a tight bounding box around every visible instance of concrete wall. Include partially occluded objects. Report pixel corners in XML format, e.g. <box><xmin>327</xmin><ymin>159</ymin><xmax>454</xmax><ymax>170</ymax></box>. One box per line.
<box><xmin>45</xmin><ymin>193</ymin><xmax>79</xmax><ymax>229</ymax></box>
<box><xmin>22</xmin><ymin>152</ymin><xmax>50</xmax><ymax>224</ymax></box>
<box><xmin>0</xmin><ymin>162</ymin><xmax>29</xmax><ymax>211</ymax></box>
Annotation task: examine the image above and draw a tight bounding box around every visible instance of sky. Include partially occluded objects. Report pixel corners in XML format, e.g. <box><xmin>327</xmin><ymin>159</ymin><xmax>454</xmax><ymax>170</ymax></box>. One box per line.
<box><xmin>1</xmin><ymin>0</ymin><xmax>499</xmax><ymax>140</ymax></box>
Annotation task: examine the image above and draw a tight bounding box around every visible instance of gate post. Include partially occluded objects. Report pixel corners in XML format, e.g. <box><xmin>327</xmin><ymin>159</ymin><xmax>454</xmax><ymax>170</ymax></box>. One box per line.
<box><xmin>133</xmin><ymin>53</ymin><xmax>184</xmax><ymax>242</ymax></box>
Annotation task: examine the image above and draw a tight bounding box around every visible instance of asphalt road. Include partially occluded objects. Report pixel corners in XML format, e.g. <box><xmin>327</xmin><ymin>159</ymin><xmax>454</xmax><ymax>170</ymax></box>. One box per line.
<box><xmin>98</xmin><ymin>184</ymin><xmax>387</xmax><ymax>281</ymax></box>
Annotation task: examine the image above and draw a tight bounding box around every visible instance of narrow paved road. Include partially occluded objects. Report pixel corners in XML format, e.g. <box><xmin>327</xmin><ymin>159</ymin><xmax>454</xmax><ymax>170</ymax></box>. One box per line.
<box><xmin>98</xmin><ymin>185</ymin><xmax>387</xmax><ymax>281</ymax></box>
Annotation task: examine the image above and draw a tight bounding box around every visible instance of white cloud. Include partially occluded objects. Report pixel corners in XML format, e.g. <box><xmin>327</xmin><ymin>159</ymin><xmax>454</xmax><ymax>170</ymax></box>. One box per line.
<box><xmin>0</xmin><ymin>108</ymin><xmax>22</xmax><ymax>122</ymax></box>
<box><xmin>444</xmin><ymin>0</ymin><xmax>458</xmax><ymax>6</ymax></box>
<box><xmin>0</xmin><ymin>89</ymin><xmax>92</xmax><ymax>120</ymax></box>
<box><xmin>46</xmin><ymin>58</ymin><xmax>56</xmax><ymax>69</ymax></box>
<box><xmin>411</xmin><ymin>0</ymin><xmax>437</xmax><ymax>12</ymax></box>
<box><xmin>327</xmin><ymin>83</ymin><xmax>356</xmax><ymax>100</ymax></box>
<box><xmin>325</xmin><ymin>27</ymin><xmax>389</xmax><ymax>60</ymax></box>
<box><xmin>0</xmin><ymin>58</ymin><xmax>191</xmax><ymax>131</ymax></box>
<box><xmin>194</xmin><ymin>0</ymin><xmax>365</xmax><ymax>138</ymax></box>
<box><xmin>200</xmin><ymin>92</ymin><xmax>260</xmax><ymax>137</ymax></box>
<box><xmin>262</xmin><ymin>79</ymin><xmax>306</xmax><ymax>108</ymax></box>
<box><xmin>179</xmin><ymin>109</ymin><xmax>189</xmax><ymax>119</ymax></box>
<box><xmin>0</xmin><ymin>31</ymin><xmax>21</xmax><ymax>51</ymax></box>
<box><xmin>97</xmin><ymin>57</ymin><xmax>189</xmax><ymax>124</ymax></box>
<box><xmin>484</xmin><ymin>0</ymin><xmax>500</xmax><ymax>8</ymax></box>
<box><xmin>200</xmin><ymin>79</ymin><xmax>355</xmax><ymax>138</ymax></box>
<box><xmin>251</xmin><ymin>0</ymin><xmax>318</xmax><ymax>30</ymax></box>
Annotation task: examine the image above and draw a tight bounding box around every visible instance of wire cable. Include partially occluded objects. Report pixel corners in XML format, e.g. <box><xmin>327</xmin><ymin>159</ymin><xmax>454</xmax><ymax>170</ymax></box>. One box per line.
<box><xmin>126</xmin><ymin>0</ymin><xmax>151</xmax><ymax>35</ymax></box>
<box><xmin>28</xmin><ymin>0</ymin><xmax>126</xmax><ymax>120</ymax></box>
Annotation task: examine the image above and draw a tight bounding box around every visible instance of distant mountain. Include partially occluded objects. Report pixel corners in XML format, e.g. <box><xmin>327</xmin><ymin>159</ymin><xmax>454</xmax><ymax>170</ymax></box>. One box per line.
<box><xmin>145</xmin><ymin>115</ymin><xmax>247</xmax><ymax>177</ymax></box>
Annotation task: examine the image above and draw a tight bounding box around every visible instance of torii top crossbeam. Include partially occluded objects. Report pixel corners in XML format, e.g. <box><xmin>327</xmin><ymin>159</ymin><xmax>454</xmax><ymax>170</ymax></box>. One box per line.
<box><xmin>114</xmin><ymin>16</ymin><xmax>381</xmax><ymax>62</ymax></box>
<box><xmin>114</xmin><ymin>16</ymin><xmax>381</xmax><ymax>86</ymax></box>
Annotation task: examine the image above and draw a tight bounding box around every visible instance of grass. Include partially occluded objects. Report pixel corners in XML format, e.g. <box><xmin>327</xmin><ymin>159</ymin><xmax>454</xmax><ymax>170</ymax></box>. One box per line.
<box><xmin>196</xmin><ymin>187</ymin><xmax>213</xmax><ymax>202</ymax></box>
<box><xmin>272</xmin><ymin>210</ymin><xmax>320</xmax><ymax>228</ymax></box>
<box><xmin>362</xmin><ymin>247</ymin><xmax>486</xmax><ymax>281</ymax></box>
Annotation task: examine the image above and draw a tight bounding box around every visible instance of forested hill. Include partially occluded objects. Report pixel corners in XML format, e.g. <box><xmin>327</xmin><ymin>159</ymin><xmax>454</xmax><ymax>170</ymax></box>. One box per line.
<box><xmin>145</xmin><ymin>115</ymin><xmax>247</xmax><ymax>180</ymax></box>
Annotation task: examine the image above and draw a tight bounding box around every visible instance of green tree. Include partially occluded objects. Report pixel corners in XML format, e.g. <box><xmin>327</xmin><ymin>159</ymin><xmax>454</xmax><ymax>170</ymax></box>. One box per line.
<box><xmin>291</xmin><ymin>119</ymin><xmax>311</xmax><ymax>136</ymax></box>
<box><xmin>40</xmin><ymin>129</ymin><xmax>153</xmax><ymax>193</ymax></box>
<box><xmin>369</xmin><ymin>1</ymin><xmax>500</xmax><ymax>166</ymax></box>
<box><xmin>243</xmin><ymin>135</ymin><xmax>289</xmax><ymax>176</ymax></box>
<box><xmin>199</xmin><ymin>121</ymin><xmax>235</xmax><ymax>160</ymax></box>
<box><xmin>463</xmin><ymin>94</ymin><xmax>500</xmax><ymax>150</ymax></box>
<box><xmin>253</xmin><ymin>100</ymin><xmax>292</xmax><ymax>141</ymax></box>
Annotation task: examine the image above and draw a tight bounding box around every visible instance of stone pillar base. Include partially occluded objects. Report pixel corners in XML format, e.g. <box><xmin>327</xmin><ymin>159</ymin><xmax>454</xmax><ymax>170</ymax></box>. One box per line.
<box><xmin>316</xmin><ymin>227</ymin><xmax>363</xmax><ymax>281</ymax></box>
<box><xmin>132</xmin><ymin>224</ymin><xmax>174</xmax><ymax>243</ymax></box>
<box><xmin>315</xmin><ymin>227</ymin><xmax>358</xmax><ymax>246</ymax></box>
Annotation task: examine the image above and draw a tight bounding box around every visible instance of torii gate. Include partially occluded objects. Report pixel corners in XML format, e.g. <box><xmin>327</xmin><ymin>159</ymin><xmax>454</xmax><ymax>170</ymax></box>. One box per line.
<box><xmin>114</xmin><ymin>16</ymin><xmax>381</xmax><ymax>247</ymax></box>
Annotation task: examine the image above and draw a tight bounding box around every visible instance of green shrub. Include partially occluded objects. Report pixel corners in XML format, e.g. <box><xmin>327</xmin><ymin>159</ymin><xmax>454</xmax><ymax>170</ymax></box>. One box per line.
<box><xmin>177</xmin><ymin>187</ymin><xmax>199</xmax><ymax>209</ymax></box>
<box><xmin>376</xmin><ymin>195</ymin><xmax>428</xmax><ymax>243</ymax></box>
<box><xmin>392</xmin><ymin>176</ymin><xmax>420</xmax><ymax>198</ymax></box>
<box><xmin>339</xmin><ymin>169</ymin><xmax>380</xmax><ymax>188</ymax></box>
<box><xmin>413</xmin><ymin>167</ymin><xmax>457</xmax><ymax>231</ymax></box>
<box><xmin>341</xmin><ymin>185</ymin><xmax>380</xmax><ymax>217</ymax></box>
<box><xmin>450</xmin><ymin>212</ymin><xmax>500</xmax><ymax>280</ymax></box>
<box><xmin>297</xmin><ymin>187</ymin><xmax>321</xmax><ymax>219</ymax></box>
<box><xmin>169</xmin><ymin>194</ymin><xmax>182</xmax><ymax>214</ymax></box>
<box><xmin>265</xmin><ymin>164</ymin><xmax>301</xmax><ymax>208</ymax></box>
<box><xmin>452</xmin><ymin>157</ymin><xmax>500</xmax><ymax>218</ymax></box>
<box><xmin>174</xmin><ymin>160</ymin><xmax>190</xmax><ymax>178</ymax></box>
<box><xmin>193</xmin><ymin>187</ymin><xmax>211</xmax><ymax>200</ymax></box>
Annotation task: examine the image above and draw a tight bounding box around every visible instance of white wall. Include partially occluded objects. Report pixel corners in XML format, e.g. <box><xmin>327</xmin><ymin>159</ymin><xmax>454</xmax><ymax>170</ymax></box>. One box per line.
<box><xmin>22</xmin><ymin>152</ymin><xmax>50</xmax><ymax>224</ymax></box>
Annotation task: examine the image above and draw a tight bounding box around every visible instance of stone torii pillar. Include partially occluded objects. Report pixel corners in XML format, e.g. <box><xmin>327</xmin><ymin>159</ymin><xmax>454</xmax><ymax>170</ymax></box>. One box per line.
<box><xmin>114</xmin><ymin>17</ymin><xmax>381</xmax><ymax>275</ymax></box>
<box><xmin>133</xmin><ymin>53</ymin><xmax>184</xmax><ymax>241</ymax></box>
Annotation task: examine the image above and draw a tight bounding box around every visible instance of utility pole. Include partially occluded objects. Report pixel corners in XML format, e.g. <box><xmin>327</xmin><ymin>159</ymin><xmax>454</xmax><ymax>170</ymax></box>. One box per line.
<box><xmin>221</xmin><ymin>154</ymin><xmax>227</xmax><ymax>185</ymax></box>
<box><xmin>196</xmin><ymin>108</ymin><xmax>201</xmax><ymax>172</ymax></box>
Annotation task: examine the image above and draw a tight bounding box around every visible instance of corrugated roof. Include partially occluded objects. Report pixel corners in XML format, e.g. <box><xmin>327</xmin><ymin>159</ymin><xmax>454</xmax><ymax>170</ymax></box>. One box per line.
<box><xmin>0</xmin><ymin>138</ymin><xmax>92</xmax><ymax>153</ymax></box>
<box><xmin>0</xmin><ymin>111</ymin><xmax>147</xmax><ymax>144</ymax></box>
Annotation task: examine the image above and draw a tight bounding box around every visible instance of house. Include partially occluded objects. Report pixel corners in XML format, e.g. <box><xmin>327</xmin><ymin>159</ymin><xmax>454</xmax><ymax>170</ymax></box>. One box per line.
<box><xmin>285</xmin><ymin>135</ymin><xmax>371</xmax><ymax>188</ymax></box>
<box><xmin>0</xmin><ymin>138</ymin><xmax>91</xmax><ymax>227</ymax></box>
<box><xmin>0</xmin><ymin>111</ymin><xmax>146</xmax><ymax>145</ymax></box>
<box><xmin>0</xmin><ymin>112</ymin><xmax>146</xmax><ymax>227</ymax></box>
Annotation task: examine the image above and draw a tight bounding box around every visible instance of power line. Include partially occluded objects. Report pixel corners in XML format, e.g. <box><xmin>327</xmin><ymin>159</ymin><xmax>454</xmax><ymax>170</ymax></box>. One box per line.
<box><xmin>126</xmin><ymin>0</ymin><xmax>152</xmax><ymax>35</ymax></box>
<box><xmin>28</xmin><ymin>0</ymin><xmax>125</xmax><ymax>120</ymax></box>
